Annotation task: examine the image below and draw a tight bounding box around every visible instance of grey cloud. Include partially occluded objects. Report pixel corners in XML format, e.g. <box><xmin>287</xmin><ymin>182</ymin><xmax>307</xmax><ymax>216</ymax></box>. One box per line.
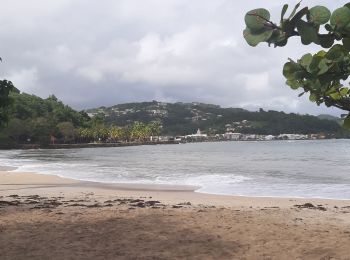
<box><xmin>0</xmin><ymin>0</ymin><xmax>345</xmax><ymax>115</ymax></box>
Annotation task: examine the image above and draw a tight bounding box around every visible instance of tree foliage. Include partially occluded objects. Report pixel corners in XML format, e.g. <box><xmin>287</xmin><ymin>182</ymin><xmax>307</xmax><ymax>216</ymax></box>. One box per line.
<box><xmin>0</xmin><ymin>80</ymin><xmax>18</xmax><ymax>128</ymax></box>
<box><xmin>243</xmin><ymin>2</ymin><xmax>350</xmax><ymax>128</ymax></box>
<box><xmin>0</xmin><ymin>94</ymin><xmax>346</xmax><ymax>147</ymax></box>
<box><xmin>0</xmin><ymin>92</ymin><xmax>163</xmax><ymax>146</ymax></box>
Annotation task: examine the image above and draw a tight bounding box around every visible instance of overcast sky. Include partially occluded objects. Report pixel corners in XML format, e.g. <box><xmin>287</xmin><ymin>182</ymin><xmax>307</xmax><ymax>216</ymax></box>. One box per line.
<box><xmin>0</xmin><ymin>1</ymin><xmax>347</xmax><ymax>115</ymax></box>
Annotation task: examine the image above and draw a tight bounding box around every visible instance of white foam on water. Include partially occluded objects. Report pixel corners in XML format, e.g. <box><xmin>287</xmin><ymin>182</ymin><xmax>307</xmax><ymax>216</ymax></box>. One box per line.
<box><xmin>1</xmin><ymin>140</ymin><xmax>350</xmax><ymax>199</ymax></box>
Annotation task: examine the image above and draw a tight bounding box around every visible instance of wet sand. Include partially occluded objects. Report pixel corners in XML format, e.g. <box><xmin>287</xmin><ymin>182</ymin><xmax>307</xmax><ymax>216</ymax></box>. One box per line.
<box><xmin>1</xmin><ymin>170</ymin><xmax>350</xmax><ymax>259</ymax></box>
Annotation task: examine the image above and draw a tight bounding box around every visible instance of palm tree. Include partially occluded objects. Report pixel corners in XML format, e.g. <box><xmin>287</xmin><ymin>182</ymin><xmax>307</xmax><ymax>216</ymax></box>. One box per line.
<box><xmin>148</xmin><ymin>121</ymin><xmax>162</xmax><ymax>141</ymax></box>
<box><xmin>109</xmin><ymin>126</ymin><xmax>124</xmax><ymax>142</ymax></box>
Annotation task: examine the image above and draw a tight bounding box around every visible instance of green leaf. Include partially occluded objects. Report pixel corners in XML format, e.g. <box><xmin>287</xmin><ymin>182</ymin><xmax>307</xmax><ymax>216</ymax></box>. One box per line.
<box><xmin>342</xmin><ymin>38</ymin><xmax>350</xmax><ymax>51</ymax></box>
<box><xmin>270</xmin><ymin>31</ymin><xmax>288</xmax><ymax>47</ymax></box>
<box><xmin>340</xmin><ymin>88</ymin><xmax>349</xmax><ymax>96</ymax></box>
<box><xmin>299</xmin><ymin>53</ymin><xmax>312</xmax><ymax>67</ymax></box>
<box><xmin>285</xmin><ymin>7</ymin><xmax>309</xmax><ymax>35</ymax></box>
<box><xmin>243</xmin><ymin>28</ymin><xmax>273</xmax><ymax>47</ymax></box>
<box><xmin>286</xmin><ymin>79</ymin><xmax>301</xmax><ymax>90</ymax></box>
<box><xmin>316</xmin><ymin>50</ymin><xmax>327</xmax><ymax>58</ymax></box>
<box><xmin>319</xmin><ymin>34</ymin><xmax>335</xmax><ymax>48</ymax></box>
<box><xmin>245</xmin><ymin>8</ymin><xmax>270</xmax><ymax>32</ymax></box>
<box><xmin>288</xmin><ymin>1</ymin><xmax>301</xmax><ymax>20</ymax></box>
<box><xmin>293</xmin><ymin>71</ymin><xmax>306</xmax><ymax>80</ymax></box>
<box><xmin>325</xmin><ymin>44</ymin><xmax>346</xmax><ymax>61</ymax></box>
<box><xmin>308</xmin><ymin>56</ymin><xmax>322</xmax><ymax>73</ymax></box>
<box><xmin>344</xmin><ymin>24</ymin><xmax>350</xmax><ymax>34</ymax></box>
<box><xmin>344</xmin><ymin>115</ymin><xmax>350</xmax><ymax>129</ymax></box>
<box><xmin>325</xmin><ymin>24</ymin><xmax>334</xmax><ymax>31</ymax></box>
<box><xmin>317</xmin><ymin>59</ymin><xmax>329</xmax><ymax>75</ymax></box>
<box><xmin>296</xmin><ymin>20</ymin><xmax>319</xmax><ymax>45</ymax></box>
<box><xmin>330</xmin><ymin>92</ymin><xmax>341</xmax><ymax>100</ymax></box>
<box><xmin>309</xmin><ymin>6</ymin><xmax>331</xmax><ymax>25</ymax></box>
<box><xmin>281</xmin><ymin>4</ymin><xmax>288</xmax><ymax>23</ymax></box>
<box><xmin>283</xmin><ymin>61</ymin><xmax>302</xmax><ymax>79</ymax></box>
<box><xmin>274</xmin><ymin>39</ymin><xmax>288</xmax><ymax>47</ymax></box>
<box><xmin>330</xmin><ymin>7</ymin><xmax>350</xmax><ymax>29</ymax></box>
<box><xmin>309</xmin><ymin>93</ymin><xmax>318</xmax><ymax>102</ymax></box>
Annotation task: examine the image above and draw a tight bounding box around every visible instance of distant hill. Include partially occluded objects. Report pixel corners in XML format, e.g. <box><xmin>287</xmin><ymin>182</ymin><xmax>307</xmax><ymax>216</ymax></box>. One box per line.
<box><xmin>317</xmin><ymin>114</ymin><xmax>342</xmax><ymax>124</ymax></box>
<box><xmin>86</xmin><ymin>101</ymin><xmax>348</xmax><ymax>136</ymax></box>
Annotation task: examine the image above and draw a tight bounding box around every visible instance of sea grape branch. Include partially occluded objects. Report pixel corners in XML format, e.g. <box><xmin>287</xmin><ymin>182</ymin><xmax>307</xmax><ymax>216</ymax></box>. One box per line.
<box><xmin>243</xmin><ymin>2</ymin><xmax>350</xmax><ymax>128</ymax></box>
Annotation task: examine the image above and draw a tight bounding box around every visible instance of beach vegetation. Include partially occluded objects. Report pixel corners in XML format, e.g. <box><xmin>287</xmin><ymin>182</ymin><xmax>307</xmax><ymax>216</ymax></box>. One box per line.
<box><xmin>0</xmin><ymin>80</ymin><xmax>18</xmax><ymax>128</ymax></box>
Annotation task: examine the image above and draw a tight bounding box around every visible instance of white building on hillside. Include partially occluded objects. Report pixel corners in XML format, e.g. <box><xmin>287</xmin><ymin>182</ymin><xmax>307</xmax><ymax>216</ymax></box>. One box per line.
<box><xmin>185</xmin><ymin>129</ymin><xmax>208</xmax><ymax>139</ymax></box>
<box><xmin>224</xmin><ymin>132</ymin><xmax>242</xmax><ymax>140</ymax></box>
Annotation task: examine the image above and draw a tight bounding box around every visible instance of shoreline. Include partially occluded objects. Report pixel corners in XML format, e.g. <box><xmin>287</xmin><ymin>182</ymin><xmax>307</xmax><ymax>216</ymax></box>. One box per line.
<box><xmin>1</xmin><ymin>138</ymin><xmax>348</xmax><ymax>150</ymax></box>
<box><xmin>3</xmin><ymin>167</ymin><xmax>350</xmax><ymax>202</ymax></box>
<box><xmin>1</xmin><ymin>170</ymin><xmax>350</xmax><ymax>207</ymax></box>
<box><xmin>1</xmin><ymin>170</ymin><xmax>350</xmax><ymax>259</ymax></box>
<box><xmin>0</xmin><ymin>140</ymin><xmax>180</xmax><ymax>150</ymax></box>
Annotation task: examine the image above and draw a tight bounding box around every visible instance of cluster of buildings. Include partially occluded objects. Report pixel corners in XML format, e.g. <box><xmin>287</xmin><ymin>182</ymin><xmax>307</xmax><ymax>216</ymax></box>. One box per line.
<box><xmin>87</xmin><ymin>102</ymin><xmax>169</xmax><ymax>118</ymax></box>
<box><xmin>153</xmin><ymin>129</ymin><xmax>326</xmax><ymax>143</ymax></box>
<box><xmin>220</xmin><ymin>133</ymin><xmax>324</xmax><ymax>141</ymax></box>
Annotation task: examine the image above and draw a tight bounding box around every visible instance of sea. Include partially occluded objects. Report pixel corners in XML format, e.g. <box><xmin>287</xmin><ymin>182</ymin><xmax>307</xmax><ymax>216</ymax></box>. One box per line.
<box><xmin>0</xmin><ymin>140</ymin><xmax>350</xmax><ymax>199</ymax></box>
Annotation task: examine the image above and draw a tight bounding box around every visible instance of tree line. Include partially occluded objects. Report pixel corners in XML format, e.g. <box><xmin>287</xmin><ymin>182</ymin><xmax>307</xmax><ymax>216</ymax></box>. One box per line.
<box><xmin>0</xmin><ymin>91</ymin><xmax>162</xmax><ymax>146</ymax></box>
<box><xmin>1</xmin><ymin>90</ymin><xmax>349</xmax><ymax>148</ymax></box>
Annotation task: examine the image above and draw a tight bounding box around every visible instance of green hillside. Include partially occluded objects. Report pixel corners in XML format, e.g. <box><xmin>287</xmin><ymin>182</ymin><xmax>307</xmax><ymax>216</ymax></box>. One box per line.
<box><xmin>317</xmin><ymin>114</ymin><xmax>343</xmax><ymax>125</ymax></box>
<box><xmin>1</xmin><ymin>93</ymin><xmax>349</xmax><ymax>148</ymax></box>
<box><xmin>87</xmin><ymin>101</ymin><xmax>348</xmax><ymax>136</ymax></box>
<box><xmin>0</xmin><ymin>92</ymin><xmax>91</xmax><ymax>145</ymax></box>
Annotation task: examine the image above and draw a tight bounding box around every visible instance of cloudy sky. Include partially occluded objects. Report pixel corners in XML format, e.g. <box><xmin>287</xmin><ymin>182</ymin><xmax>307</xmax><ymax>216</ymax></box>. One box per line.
<box><xmin>0</xmin><ymin>0</ymin><xmax>347</xmax><ymax>115</ymax></box>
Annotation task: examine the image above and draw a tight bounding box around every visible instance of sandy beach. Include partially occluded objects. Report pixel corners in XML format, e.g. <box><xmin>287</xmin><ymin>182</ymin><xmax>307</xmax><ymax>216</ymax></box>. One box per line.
<box><xmin>1</xmin><ymin>170</ymin><xmax>350</xmax><ymax>259</ymax></box>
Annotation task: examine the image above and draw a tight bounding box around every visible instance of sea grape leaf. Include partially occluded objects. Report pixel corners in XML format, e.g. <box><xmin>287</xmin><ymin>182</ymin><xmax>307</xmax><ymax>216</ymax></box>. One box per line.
<box><xmin>344</xmin><ymin>115</ymin><xmax>350</xmax><ymax>129</ymax></box>
<box><xmin>325</xmin><ymin>44</ymin><xmax>346</xmax><ymax>61</ymax></box>
<box><xmin>340</xmin><ymin>88</ymin><xmax>349</xmax><ymax>96</ymax></box>
<box><xmin>286</xmin><ymin>79</ymin><xmax>301</xmax><ymax>90</ymax></box>
<box><xmin>319</xmin><ymin>35</ymin><xmax>335</xmax><ymax>48</ymax></box>
<box><xmin>297</xmin><ymin>20</ymin><xmax>319</xmax><ymax>45</ymax></box>
<box><xmin>299</xmin><ymin>53</ymin><xmax>312</xmax><ymax>67</ymax></box>
<box><xmin>281</xmin><ymin>4</ymin><xmax>288</xmax><ymax>23</ymax></box>
<box><xmin>285</xmin><ymin>7</ymin><xmax>309</xmax><ymax>35</ymax></box>
<box><xmin>283</xmin><ymin>61</ymin><xmax>302</xmax><ymax>79</ymax></box>
<box><xmin>330</xmin><ymin>7</ymin><xmax>350</xmax><ymax>29</ymax></box>
<box><xmin>309</xmin><ymin>6</ymin><xmax>331</xmax><ymax>25</ymax></box>
<box><xmin>342</xmin><ymin>37</ymin><xmax>350</xmax><ymax>51</ymax></box>
<box><xmin>288</xmin><ymin>1</ymin><xmax>301</xmax><ymax>20</ymax></box>
<box><xmin>308</xmin><ymin>56</ymin><xmax>323</xmax><ymax>74</ymax></box>
<box><xmin>330</xmin><ymin>92</ymin><xmax>342</xmax><ymax>100</ymax></box>
<box><xmin>245</xmin><ymin>8</ymin><xmax>270</xmax><ymax>32</ymax></box>
<box><xmin>243</xmin><ymin>28</ymin><xmax>273</xmax><ymax>46</ymax></box>
<box><xmin>309</xmin><ymin>93</ymin><xmax>318</xmax><ymax>102</ymax></box>
<box><xmin>317</xmin><ymin>61</ymin><xmax>329</xmax><ymax>75</ymax></box>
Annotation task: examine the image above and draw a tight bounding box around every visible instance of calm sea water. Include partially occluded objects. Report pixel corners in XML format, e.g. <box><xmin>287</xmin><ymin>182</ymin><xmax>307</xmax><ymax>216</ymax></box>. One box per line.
<box><xmin>1</xmin><ymin>140</ymin><xmax>350</xmax><ymax>199</ymax></box>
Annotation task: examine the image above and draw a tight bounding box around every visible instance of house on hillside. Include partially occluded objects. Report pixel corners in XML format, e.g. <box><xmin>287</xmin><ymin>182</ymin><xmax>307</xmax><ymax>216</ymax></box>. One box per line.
<box><xmin>224</xmin><ymin>132</ymin><xmax>242</xmax><ymax>140</ymax></box>
<box><xmin>185</xmin><ymin>129</ymin><xmax>208</xmax><ymax>141</ymax></box>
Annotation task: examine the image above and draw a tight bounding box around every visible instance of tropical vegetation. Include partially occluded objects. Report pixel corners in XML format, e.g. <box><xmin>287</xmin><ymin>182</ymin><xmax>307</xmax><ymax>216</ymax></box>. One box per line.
<box><xmin>0</xmin><ymin>91</ymin><xmax>162</xmax><ymax>147</ymax></box>
<box><xmin>0</xmin><ymin>80</ymin><xmax>18</xmax><ymax>128</ymax></box>
<box><xmin>0</xmin><ymin>91</ymin><xmax>348</xmax><ymax>148</ymax></box>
